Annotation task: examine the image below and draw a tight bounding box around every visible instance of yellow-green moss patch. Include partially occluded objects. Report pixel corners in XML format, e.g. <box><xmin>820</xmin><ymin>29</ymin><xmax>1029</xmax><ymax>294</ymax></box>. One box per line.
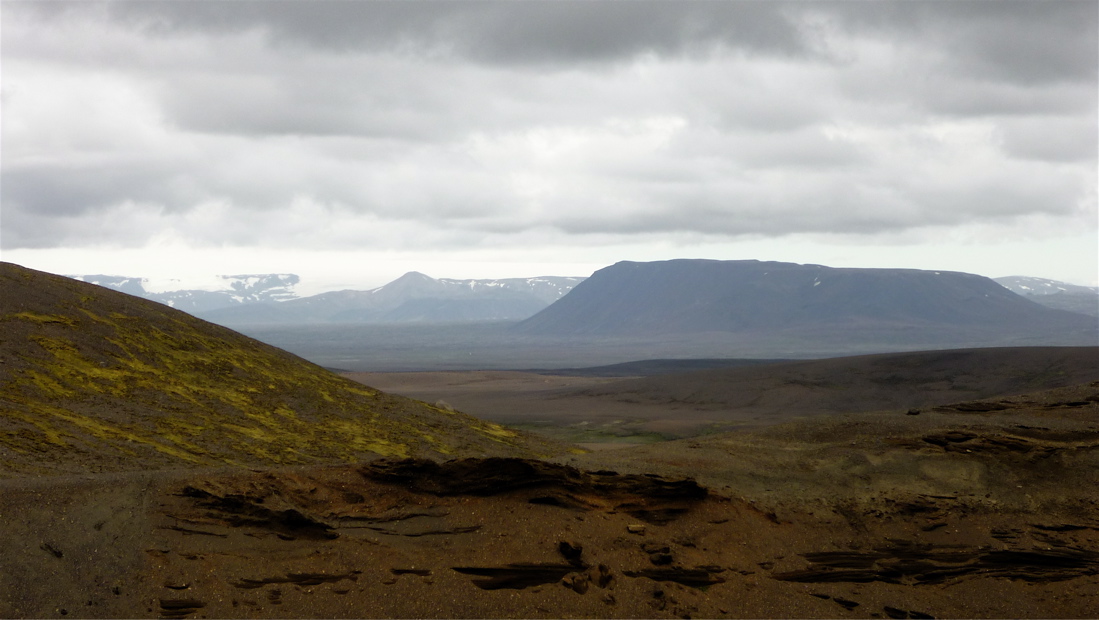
<box><xmin>4</xmin><ymin>312</ymin><xmax>78</xmax><ymax>327</ymax></box>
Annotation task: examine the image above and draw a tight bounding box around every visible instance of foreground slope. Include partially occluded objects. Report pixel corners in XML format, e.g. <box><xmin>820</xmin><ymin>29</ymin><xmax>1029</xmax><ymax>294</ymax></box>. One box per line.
<box><xmin>0</xmin><ymin>262</ymin><xmax>560</xmax><ymax>477</ymax></box>
<box><xmin>2</xmin><ymin>382</ymin><xmax>1096</xmax><ymax>618</ymax></box>
<box><xmin>517</xmin><ymin>260</ymin><xmax>1097</xmax><ymax>348</ymax></box>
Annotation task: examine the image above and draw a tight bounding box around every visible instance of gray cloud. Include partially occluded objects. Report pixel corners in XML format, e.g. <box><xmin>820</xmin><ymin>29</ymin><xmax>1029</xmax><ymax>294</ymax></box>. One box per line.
<box><xmin>2</xmin><ymin>0</ymin><xmax>1094</xmax><ymax>258</ymax></box>
<box><xmin>998</xmin><ymin>115</ymin><xmax>1099</xmax><ymax>163</ymax></box>
<box><xmin>84</xmin><ymin>0</ymin><xmax>1098</xmax><ymax>90</ymax></box>
<box><xmin>101</xmin><ymin>0</ymin><xmax>810</xmax><ymax>63</ymax></box>
<box><xmin>824</xmin><ymin>0</ymin><xmax>1097</xmax><ymax>85</ymax></box>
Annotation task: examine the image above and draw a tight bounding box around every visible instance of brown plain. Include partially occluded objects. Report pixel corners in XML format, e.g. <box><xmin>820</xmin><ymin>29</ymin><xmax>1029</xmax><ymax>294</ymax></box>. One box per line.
<box><xmin>349</xmin><ymin>346</ymin><xmax>1099</xmax><ymax>443</ymax></box>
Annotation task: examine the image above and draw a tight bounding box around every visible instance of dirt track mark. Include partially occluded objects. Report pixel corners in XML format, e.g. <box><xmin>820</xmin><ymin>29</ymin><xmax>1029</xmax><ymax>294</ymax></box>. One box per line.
<box><xmin>920</xmin><ymin>429</ymin><xmax>1099</xmax><ymax>456</ymax></box>
<box><xmin>452</xmin><ymin>563</ymin><xmax>585</xmax><ymax>590</ymax></box>
<box><xmin>230</xmin><ymin>571</ymin><xmax>360</xmax><ymax>589</ymax></box>
<box><xmin>773</xmin><ymin>540</ymin><xmax>1099</xmax><ymax>584</ymax></box>
<box><xmin>158</xmin><ymin>598</ymin><xmax>205</xmax><ymax>619</ymax></box>
<box><xmin>622</xmin><ymin>566</ymin><xmax>727</xmax><ymax>587</ymax></box>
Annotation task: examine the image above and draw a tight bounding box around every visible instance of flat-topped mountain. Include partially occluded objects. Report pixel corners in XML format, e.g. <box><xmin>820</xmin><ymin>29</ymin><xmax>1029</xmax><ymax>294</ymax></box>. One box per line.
<box><xmin>0</xmin><ymin>263</ymin><xmax>560</xmax><ymax>477</ymax></box>
<box><xmin>200</xmin><ymin>271</ymin><xmax>585</xmax><ymax>325</ymax></box>
<box><xmin>516</xmin><ymin>260</ymin><xmax>1097</xmax><ymax>348</ymax></box>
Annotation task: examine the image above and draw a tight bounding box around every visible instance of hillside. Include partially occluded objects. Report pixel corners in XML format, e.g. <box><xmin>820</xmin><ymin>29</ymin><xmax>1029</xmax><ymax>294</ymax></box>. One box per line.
<box><xmin>200</xmin><ymin>271</ymin><xmax>585</xmax><ymax>325</ymax></box>
<box><xmin>516</xmin><ymin>260</ymin><xmax>1097</xmax><ymax>347</ymax></box>
<box><xmin>0</xmin><ymin>263</ymin><xmax>562</xmax><ymax>477</ymax></box>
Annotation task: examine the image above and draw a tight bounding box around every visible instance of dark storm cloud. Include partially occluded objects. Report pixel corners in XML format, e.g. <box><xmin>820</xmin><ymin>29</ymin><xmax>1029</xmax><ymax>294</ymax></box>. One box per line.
<box><xmin>103</xmin><ymin>0</ymin><xmax>809</xmax><ymax>63</ymax></box>
<box><xmin>28</xmin><ymin>0</ymin><xmax>1095</xmax><ymax>81</ymax></box>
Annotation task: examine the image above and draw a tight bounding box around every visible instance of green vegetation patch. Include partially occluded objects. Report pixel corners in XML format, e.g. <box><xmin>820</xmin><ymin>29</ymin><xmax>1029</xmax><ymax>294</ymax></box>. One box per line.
<box><xmin>4</xmin><ymin>315</ymin><xmax>478</xmax><ymax>473</ymax></box>
<box><xmin>3</xmin><ymin>312</ymin><xmax>78</xmax><ymax>327</ymax></box>
<box><xmin>0</xmin><ymin>264</ymin><xmax>553</xmax><ymax>476</ymax></box>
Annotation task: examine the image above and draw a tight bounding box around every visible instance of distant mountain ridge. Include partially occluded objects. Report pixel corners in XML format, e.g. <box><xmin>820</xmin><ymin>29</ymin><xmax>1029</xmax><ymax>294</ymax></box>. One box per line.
<box><xmin>69</xmin><ymin>265</ymin><xmax>1098</xmax><ymax>338</ymax></box>
<box><xmin>200</xmin><ymin>272</ymin><xmax>585</xmax><ymax>325</ymax></box>
<box><xmin>994</xmin><ymin>276</ymin><xmax>1099</xmax><ymax>317</ymax></box>
<box><xmin>69</xmin><ymin>273</ymin><xmax>300</xmax><ymax>313</ymax></box>
<box><xmin>516</xmin><ymin>259</ymin><xmax>1097</xmax><ymax>348</ymax></box>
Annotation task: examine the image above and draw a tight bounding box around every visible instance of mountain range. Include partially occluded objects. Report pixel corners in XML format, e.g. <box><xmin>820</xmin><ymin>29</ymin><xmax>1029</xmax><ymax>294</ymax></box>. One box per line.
<box><xmin>199</xmin><ymin>272</ymin><xmax>585</xmax><ymax>325</ymax></box>
<box><xmin>68</xmin><ymin>273</ymin><xmax>300</xmax><ymax>314</ymax></box>
<box><xmin>69</xmin><ymin>267</ymin><xmax>1096</xmax><ymax>330</ymax></box>
<box><xmin>68</xmin><ymin>271</ymin><xmax>584</xmax><ymax>325</ymax></box>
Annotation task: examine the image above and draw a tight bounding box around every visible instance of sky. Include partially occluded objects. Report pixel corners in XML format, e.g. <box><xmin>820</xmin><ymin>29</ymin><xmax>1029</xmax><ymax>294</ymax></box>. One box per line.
<box><xmin>2</xmin><ymin>0</ymin><xmax>1097</xmax><ymax>295</ymax></box>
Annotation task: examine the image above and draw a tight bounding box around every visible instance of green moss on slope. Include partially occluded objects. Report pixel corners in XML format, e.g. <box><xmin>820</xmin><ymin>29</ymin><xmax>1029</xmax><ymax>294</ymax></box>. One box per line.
<box><xmin>0</xmin><ymin>263</ymin><xmax>561</xmax><ymax>476</ymax></box>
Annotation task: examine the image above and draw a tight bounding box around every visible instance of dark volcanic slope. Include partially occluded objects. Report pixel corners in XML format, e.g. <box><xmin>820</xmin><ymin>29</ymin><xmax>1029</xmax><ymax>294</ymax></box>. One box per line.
<box><xmin>0</xmin><ymin>263</ymin><xmax>562</xmax><ymax>477</ymax></box>
<box><xmin>570</xmin><ymin>347</ymin><xmax>1099</xmax><ymax>419</ymax></box>
<box><xmin>517</xmin><ymin>260</ymin><xmax>1097</xmax><ymax>346</ymax></box>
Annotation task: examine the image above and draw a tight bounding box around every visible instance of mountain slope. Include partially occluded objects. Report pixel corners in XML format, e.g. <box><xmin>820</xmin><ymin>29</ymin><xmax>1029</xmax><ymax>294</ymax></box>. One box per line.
<box><xmin>0</xmin><ymin>263</ymin><xmax>561</xmax><ymax>477</ymax></box>
<box><xmin>516</xmin><ymin>260</ymin><xmax>1097</xmax><ymax>346</ymax></box>
<box><xmin>200</xmin><ymin>271</ymin><xmax>585</xmax><ymax>325</ymax></box>
<box><xmin>995</xmin><ymin>275</ymin><xmax>1099</xmax><ymax>317</ymax></box>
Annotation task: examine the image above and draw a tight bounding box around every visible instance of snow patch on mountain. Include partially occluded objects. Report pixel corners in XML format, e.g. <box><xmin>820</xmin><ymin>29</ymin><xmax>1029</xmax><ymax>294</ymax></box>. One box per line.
<box><xmin>994</xmin><ymin>276</ymin><xmax>1099</xmax><ymax>317</ymax></box>
<box><xmin>995</xmin><ymin>276</ymin><xmax>1096</xmax><ymax>296</ymax></box>
<box><xmin>193</xmin><ymin>271</ymin><xmax>587</xmax><ymax>325</ymax></box>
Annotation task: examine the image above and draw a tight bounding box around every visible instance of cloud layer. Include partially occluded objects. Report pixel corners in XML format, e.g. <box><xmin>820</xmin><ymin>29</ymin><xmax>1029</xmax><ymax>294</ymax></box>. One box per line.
<box><xmin>2</xmin><ymin>1</ymin><xmax>1095</xmax><ymax>281</ymax></box>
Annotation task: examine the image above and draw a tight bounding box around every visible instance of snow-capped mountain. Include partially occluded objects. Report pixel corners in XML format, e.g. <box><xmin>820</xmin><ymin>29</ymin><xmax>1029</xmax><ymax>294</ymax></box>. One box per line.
<box><xmin>372</xmin><ymin>272</ymin><xmax>581</xmax><ymax>306</ymax></box>
<box><xmin>994</xmin><ymin>276</ymin><xmax>1099</xmax><ymax>317</ymax></box>
<box><xmin>69</xmin><ymin>274</ymin><xmax>300</xmax><ymax>313</ymax></box>
<box><xmin>198</xmin><ymin>272</ymin><xmax>587</xmax><ymax>325</ymax></box>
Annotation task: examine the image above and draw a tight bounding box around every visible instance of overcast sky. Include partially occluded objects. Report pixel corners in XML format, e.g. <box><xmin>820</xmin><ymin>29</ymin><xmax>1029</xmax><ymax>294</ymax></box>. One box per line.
<box><xmin>3</xmin><ymin>0</ymin><xmax>1097</xmax><ymax>293</ymax></box>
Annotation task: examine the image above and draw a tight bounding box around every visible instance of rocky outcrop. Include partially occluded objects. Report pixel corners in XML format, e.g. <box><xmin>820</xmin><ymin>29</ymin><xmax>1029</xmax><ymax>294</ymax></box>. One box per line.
<box><xmin>360</xmin><ymin>457</ymin><xmax>707</xmax><ymax>524</ymax></box>
<box><xmin>773</xmin><ymin>539</ymin><xmax>1099</xmax><ymax>584</ymax></box>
